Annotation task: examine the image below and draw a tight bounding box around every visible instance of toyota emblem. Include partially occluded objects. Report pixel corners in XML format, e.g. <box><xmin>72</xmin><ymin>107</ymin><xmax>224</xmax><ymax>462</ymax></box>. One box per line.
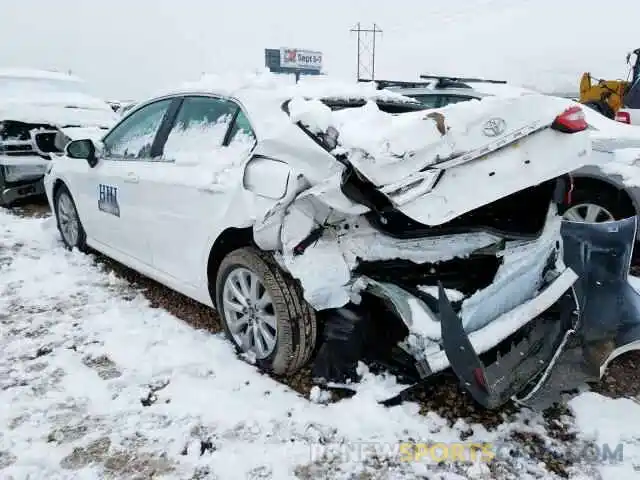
<box><xmin>482</xmin><ymin>118</ymin><xmax>507</xmax><ymax>137</ymax></box>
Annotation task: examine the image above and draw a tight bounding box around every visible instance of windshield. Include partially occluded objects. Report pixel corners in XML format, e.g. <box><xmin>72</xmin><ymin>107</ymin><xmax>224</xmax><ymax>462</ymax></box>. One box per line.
<box><xmin>0</xmin><ymin>76</ymin><xmax>90</xmax><ymax>95</ymax></box>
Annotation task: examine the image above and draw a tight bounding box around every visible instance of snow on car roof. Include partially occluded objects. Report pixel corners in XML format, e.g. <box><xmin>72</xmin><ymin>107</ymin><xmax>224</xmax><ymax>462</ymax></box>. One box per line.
<box><xmin>163</xmin><ymin>70</ymin><xmax>421</xmax><ymax>105</ymax></box>
<box><xmin>0</xmin><ymin>68</ymin><xmax>84</xmax><ymax>83</ymax></box>
<box><xmin>151</xmin><ymin>71</ymin><xmax>423</xmax><ymax>139</ymax></box>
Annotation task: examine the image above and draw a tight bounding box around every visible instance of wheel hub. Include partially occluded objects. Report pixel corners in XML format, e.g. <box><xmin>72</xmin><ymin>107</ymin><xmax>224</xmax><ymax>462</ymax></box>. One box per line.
<box><xmin>563</xmin><ymin>203</ymin><xmax>615</xmax><ymax>223</ymax></box>
<box><xmin>221</xmin><ymin>267</ymin><xmax>277</xmax><ymax>360</ymax></box>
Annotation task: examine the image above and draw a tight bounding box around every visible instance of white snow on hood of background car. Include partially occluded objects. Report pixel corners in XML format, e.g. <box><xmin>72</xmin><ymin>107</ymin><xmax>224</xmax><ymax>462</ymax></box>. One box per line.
<box><xmin>0</xmin><ymin>70</ymin><xmax>118</xmax><ymax>129</ymax></box>
<box><xmin>0</xmin><ymin>94</ymin><xmax>117</xmax><ymax>129</ymax></box>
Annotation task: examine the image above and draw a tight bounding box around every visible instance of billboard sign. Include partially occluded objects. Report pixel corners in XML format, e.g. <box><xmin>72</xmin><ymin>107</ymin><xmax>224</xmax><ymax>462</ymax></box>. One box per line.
<box><xmin>280</xmin><ymin>48</ymin><xmax>323</xmax><ymax>71</ymax></box>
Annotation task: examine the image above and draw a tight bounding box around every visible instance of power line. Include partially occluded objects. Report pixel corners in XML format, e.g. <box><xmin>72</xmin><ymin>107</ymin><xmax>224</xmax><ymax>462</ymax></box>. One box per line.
<box><xmin>350</xmin><ymin>23</ymin><xmax>383</xmax><ymax>81</ymax></box>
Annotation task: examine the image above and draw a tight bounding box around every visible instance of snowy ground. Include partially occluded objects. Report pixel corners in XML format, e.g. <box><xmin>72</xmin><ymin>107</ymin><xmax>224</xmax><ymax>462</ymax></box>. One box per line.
<box><xmin>2</xmin><ymin>206</ymin><xmax>640</xmax><ymax>480</ymax></box>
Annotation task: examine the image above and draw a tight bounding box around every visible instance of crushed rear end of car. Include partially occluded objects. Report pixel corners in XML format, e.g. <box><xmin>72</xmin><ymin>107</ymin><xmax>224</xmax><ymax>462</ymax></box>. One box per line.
<box><xmin>251</xmin><ymin>89</ymin><xmax>640</xmax><ymax>409</ymax></box>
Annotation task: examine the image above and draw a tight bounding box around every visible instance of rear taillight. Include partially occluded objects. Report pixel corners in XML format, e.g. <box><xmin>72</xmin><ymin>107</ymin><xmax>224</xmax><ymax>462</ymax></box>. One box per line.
<box><xmin>551</xmin><ymin>105</ymin><xmax>588</xmax><ymax>133</ymax></box>
<box><xmin>615</xmin><ymin>111</ymin><xmax>631</xmax><ymax>124</ymax></box>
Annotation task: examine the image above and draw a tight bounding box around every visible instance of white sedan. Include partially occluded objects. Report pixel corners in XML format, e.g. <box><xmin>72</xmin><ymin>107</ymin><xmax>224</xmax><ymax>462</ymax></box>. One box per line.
<box><xmin>44</xmin><ymin>74</ymin><xmax>638</xmax><ymax>410</ymax></box>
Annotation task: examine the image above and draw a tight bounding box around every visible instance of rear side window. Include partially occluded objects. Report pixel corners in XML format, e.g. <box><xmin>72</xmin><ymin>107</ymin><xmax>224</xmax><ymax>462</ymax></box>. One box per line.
<box><xmin>163</xmin><ymin>96</ymin><xmax>237</xmax><ymax>159</ymax></box>
<box><xmin>227</xmin><ymin>109</ymin><xmax>256</xmax><ymax>146</ymax></box>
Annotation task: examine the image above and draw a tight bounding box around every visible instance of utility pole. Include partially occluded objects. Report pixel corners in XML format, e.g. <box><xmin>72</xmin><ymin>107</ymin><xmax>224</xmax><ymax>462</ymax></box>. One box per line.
<box><xmin>350</xmin><ymin>23</ymin><xmax>383</xmax><ymax>82</ymax></box>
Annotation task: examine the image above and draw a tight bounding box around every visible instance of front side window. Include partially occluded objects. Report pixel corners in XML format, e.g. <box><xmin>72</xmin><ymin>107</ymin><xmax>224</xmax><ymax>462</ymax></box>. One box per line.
<box><xmin>103</xmin><ymin>99</ymin><xmax>172</xmax><ymax>159</ymax></box>
<box><xmin>163</xmin><ymin>96</ymin><xmax>238</xmax><ymax>160</ymax></box>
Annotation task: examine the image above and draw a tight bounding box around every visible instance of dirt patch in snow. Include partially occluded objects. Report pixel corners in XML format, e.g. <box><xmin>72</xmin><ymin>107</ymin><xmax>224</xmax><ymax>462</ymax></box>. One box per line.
<box><xmin>60</xmin><ymin>436</ymin><xmax>174</xmax><ymax>478</ymax></box>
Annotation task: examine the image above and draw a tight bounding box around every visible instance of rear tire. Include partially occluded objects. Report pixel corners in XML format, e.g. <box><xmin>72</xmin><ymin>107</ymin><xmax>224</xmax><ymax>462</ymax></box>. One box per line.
<box><xmin>215</xmin><ymin>247</ymin><xmax>317</xmax><ymax>376</ymax></box>
<box><xmin>564</xmin><ymin>183</ymin><xmax>635</xmax><ymax>223</ymax></box>
<box><xmin>54</xmin><ymin>184</ymin><xmax>87</xmax><ymax>251</ymax></box>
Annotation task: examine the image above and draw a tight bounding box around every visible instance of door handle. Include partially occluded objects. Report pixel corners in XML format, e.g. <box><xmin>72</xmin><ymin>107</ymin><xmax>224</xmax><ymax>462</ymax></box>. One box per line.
<box><xmin>123</xmin><ymin>172</ymin><xmax>139</xmax><ymax>183</ymax></box>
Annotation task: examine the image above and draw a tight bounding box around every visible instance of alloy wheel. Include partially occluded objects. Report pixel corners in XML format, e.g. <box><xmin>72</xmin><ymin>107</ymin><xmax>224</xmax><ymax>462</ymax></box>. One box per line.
<box><xmin>57</xmin><ymin>192</ymin><xmax>80</xmax><ymax>247</ymax></box>
<box><xmin>222</xmin><ymin>267</ymin><xmax>277</xmax><ymax>359</ymax></box>
<box><xmin>563</xmin><ymin>203</ymin><xmax>616</xmax><ymax>223</ymax></box>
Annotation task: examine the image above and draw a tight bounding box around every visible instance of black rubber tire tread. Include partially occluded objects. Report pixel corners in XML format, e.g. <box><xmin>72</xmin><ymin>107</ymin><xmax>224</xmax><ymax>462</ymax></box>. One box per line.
<box><xmin>54</xmin><ymin>183</ymin><xmax>88</xmax><ymax>252</ymax></box>
<box><xmin>567</xmin><ymin>183</ymin><xmax>636</xmax><ymax>221</ymax></box>
<box><xmin>215</xmin><ymin>247</ymin><xmax>317</xmax><ymax>376</ymax></box>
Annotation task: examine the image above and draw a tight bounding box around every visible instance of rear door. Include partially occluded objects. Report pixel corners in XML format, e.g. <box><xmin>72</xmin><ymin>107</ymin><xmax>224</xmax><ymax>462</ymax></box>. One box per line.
<box><xmin>73</xmin><ymin>98</ymin><xmax>177</xmax><ymax>264</ymax></box>
<box><xmin>131</xmin><ymin>95</ymin><xmax>257</xmax><ymax>287</ymax></box>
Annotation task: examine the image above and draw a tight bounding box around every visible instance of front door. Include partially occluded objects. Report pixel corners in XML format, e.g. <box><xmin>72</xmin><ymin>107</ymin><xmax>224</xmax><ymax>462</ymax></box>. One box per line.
<box><xmin>134</xmin><ymin>95</ymin><xmax>257</xmax><ymax>287</ymax></box>
<box><xmin>76</xmin><ymin>98</ymin><xmax>176</xmax><ymax>265</ymax></box>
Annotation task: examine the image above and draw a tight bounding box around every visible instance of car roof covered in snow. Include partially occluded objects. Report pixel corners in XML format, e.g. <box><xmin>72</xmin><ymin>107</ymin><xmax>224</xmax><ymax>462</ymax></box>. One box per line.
<box><xmin>146</xmin><ymin>71</ymin><xmax>425</xmax><ymax>138</ymax></box>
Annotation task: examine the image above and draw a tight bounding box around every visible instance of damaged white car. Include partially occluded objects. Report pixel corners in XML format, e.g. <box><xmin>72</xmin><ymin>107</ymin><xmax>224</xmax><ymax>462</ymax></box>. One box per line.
<box><xmin>44</xmin><ymin>75</ymin><xmax>640</xmax><ymax>410</ymax></box>
<box><xmin>0</xmin><ymin>68</ymin><xmax>117</xmax><ymax>206</ymax></box>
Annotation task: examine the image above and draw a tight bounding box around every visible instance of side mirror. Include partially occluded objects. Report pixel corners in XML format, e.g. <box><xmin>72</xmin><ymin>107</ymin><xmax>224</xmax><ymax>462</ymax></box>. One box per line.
<box><xmin>243</xmin><ymin>156</ymin><xmax>291</xmax><ymax>200</ymax></box>
<box><xmin>66</xmin><ymin>139</ymin><xmax>98</xmax><ymax>168</ymax></box>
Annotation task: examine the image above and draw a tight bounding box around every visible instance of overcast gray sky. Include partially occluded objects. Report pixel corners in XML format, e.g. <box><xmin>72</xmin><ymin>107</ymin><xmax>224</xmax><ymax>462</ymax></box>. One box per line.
<box><xmin>3</xmin><ymin>0</ymin><xmax>639</xmax><ymax>100</ymax></box>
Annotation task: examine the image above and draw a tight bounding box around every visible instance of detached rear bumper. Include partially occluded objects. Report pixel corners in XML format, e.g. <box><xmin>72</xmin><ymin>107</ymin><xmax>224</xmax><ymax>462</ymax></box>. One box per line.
<box><xmin>441</xmin><ymin>216</ymin><xmax>640</xmax><ymax>410</ymax></box>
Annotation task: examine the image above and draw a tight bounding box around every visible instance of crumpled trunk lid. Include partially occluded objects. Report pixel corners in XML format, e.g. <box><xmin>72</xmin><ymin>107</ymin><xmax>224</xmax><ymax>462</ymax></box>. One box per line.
<box><xmin>338</xmin><ymin>94</ymin><xmax>592</xmax><ymax>226</ymax></box>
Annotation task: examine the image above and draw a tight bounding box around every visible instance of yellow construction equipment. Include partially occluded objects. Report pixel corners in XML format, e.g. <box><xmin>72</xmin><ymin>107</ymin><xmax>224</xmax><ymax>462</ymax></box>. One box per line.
<box><xmin>579</xmin><ymin>48</ymin><xmax>640</xmax><ymax>119</ymax></box>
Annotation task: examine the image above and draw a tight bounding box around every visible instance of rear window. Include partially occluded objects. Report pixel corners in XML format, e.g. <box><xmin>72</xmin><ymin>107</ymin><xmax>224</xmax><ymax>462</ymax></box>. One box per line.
<box><xmin>439</xmin><ymin>95</ymin><xmax>474</xmax><ymax>106</ymax></box>
<box><xmin>406</xmin><ymin>94</ymin><xmax>441</xmax><ymax>109</ymax></box>
<box><xmin>320</xmin><ymin>99</ymin><xmax>425</xmax><ymax>114</ymax></box>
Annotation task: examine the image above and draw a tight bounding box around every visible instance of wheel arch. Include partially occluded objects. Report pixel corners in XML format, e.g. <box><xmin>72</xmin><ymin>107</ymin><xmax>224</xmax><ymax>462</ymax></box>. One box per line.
<box><xmin>206</xmin><ymin>227</ymin><xmax>255</xmax><ymax>305</ymax></box>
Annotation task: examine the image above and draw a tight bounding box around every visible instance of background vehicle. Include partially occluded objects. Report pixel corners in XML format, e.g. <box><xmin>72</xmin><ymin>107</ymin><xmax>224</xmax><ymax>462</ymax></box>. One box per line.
<box><xmin>579</xmin><ymin>48</ymin><xmax>640</xmax><ymax>119</ymax></box>
<box><xmin>614</xmin><ymin>75</ymin><xmax>640</xmax><ymax>125</ymax></box>
<box><xmin>383</xmin><ymin>75</ymin><xmax>640</xmax><ymax>227</ymax></box>
<box><xmin>0</xmin><ymin>68</ymin><xmax>117</xmax><ymax>206</ymax></box>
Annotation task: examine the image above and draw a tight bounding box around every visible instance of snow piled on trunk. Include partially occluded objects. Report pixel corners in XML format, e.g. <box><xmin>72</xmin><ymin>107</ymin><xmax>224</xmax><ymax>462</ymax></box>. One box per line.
<box><xmin>1</xmin><ymin>209</ymin><xmax>640</xmax><ymax>479</ymax></box>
